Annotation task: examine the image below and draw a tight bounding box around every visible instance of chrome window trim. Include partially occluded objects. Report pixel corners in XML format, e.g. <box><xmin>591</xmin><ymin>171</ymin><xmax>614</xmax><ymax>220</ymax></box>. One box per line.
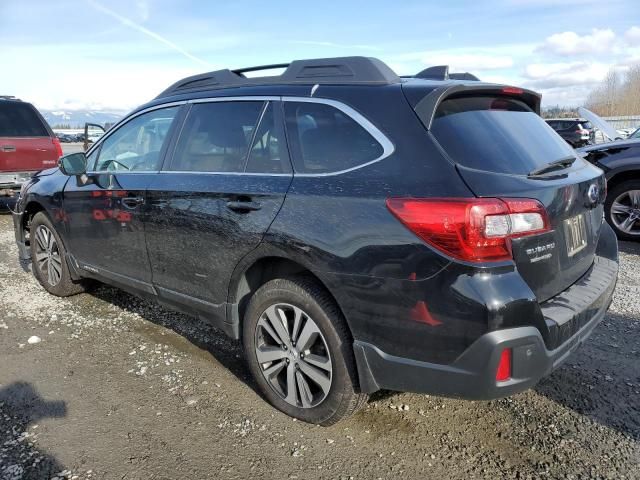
<box><xmin>85</xmin><ymin>100</ymin><xmax>187</xmax><ymax>159</ymax></box>
<box><xmin>281</xmin><ymin>96</ymin><xmax>395</xmax><ymax>177</ymax></box>
<box><xmin>87</xmin><ymin>96</ymin><xmax>395</xmax><ymax>178</ymax></box>
<box><xmin>188</xmin><ymin>96</ymin><xmax>280</xmax><ymax>104</ymax></box>
<box><xmin>157</xmin><ymin>170</ymin><xmax>292</xmax><ymax>177</ymax></box>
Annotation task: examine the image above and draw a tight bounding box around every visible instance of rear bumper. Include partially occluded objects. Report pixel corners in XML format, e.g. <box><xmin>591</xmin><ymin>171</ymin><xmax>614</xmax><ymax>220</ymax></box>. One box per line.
<box><xmin>0</xmin><ymin>171</ymin><xmax>36</xmax><ymax>193</ymax></box>
<box><xmin>354</xmin><ymin>252</ymin><xmax>618</xmax><ymax>399</ymax></box>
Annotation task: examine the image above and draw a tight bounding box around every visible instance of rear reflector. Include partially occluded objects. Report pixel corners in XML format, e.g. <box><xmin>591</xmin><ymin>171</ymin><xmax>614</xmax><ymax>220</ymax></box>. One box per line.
<box><xmin>496</xmin><ymin>348</ymin><xmax>512</xmax><ymax>382</ymax></box>
<box><xmin>386</xmin><ymin>197</ymin><xmax>549</xmax><ymax>262</ymax></box>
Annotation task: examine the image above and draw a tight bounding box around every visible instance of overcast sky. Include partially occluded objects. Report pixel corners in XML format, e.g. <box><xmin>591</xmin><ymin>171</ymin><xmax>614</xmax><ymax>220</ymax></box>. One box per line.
<box><xmin>2</xmin><ymin>0</ymin><xmax>639</xmax><ymax>112</ymax></box>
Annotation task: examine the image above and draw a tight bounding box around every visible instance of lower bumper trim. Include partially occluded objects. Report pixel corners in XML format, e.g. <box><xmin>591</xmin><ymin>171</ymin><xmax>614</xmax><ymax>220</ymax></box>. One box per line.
<box><xmin>354</xmin><ymin>292</ymin><xmax>610</xmax><ymax>399</ymax></box>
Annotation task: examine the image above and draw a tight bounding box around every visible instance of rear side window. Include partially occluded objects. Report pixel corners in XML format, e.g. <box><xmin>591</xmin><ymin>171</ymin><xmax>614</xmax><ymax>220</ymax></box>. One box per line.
<box><xmin>0</xmin><ymin>102</ymin><xmax>49</xmax><ymax>137</ymax></box>
<box><xmin>171</xmin><ymin>101</ymin><xmax>264</xmax><ymax>172</ymax></box>
<box><xmin>431</xmin><ymin>96</ymin><xmax>575</xmax><ymax>175</ymax></box>
<box><xmin>284</xmin><ymin>102</ymin><xmax>383</xmax><ymax>174</ymax></box>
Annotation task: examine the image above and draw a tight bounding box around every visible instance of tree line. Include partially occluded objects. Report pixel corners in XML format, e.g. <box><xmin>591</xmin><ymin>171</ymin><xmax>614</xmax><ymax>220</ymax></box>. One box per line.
<box><xmin>585</xmin><ymin>64</ymin><xmax>640</xmax><ymax>117</ymax></box>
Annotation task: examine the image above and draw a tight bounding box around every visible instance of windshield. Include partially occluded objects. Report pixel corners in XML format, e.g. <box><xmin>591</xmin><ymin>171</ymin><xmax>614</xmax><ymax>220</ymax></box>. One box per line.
<box><xmin>577</xmin><ymin>107</ymin><xmax>620</xmax><ymax>142</ymax></box>
<box><xmin>630</xmin><ymin>128</ymin><xmax>640</xmax><ymax>140</ymax></box>
<box><xmin>431</xmin><ymin>95</ymin><xmax>575</xmax><ymax>175</ymax></box>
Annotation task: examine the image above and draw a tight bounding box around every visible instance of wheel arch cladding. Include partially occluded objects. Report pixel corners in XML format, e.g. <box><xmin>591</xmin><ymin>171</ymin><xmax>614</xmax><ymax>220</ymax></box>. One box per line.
<box><xmin>607</xmin><ymin>169</ymin><xmax>640</xmax><ymax>191</ymax></box>
<box><xmin>229</xmin><ymin>256</ymin><xmax>353</xmax><ymax>341</ymax></box>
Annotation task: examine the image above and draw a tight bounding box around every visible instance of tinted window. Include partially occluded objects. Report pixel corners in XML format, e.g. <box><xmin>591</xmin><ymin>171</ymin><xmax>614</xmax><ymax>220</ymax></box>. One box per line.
<box><xmin>0</xmin><ymin>102</ymin><xmax>49</xmax><ymax>137</ymax></box>
<box><xmin>431</xmin><ymin>96</ymin><xmax>575</xmax><ymax>175</ymax></box>
<box><xmin>631</xmin><ymin>128</ymin><xmax>640</xmax><ymax>139</ymax></box>
<box><xmin>245</xmin><ymin>102</ymin><xmax>291</xmax><ymax>174</ymax></box>
<box><xmin>284</xmin><ymin>102</ymin><xmax>383</xmax><ymax>174</ymax></box>
<box><xmin>171</xmin><ymin>101</ymin><xmax>264</xmax><ymax>172</ymax></box>
<box><xmin>581</xmin><ymin>121</ymin><xmax>593</xmax><ymax>130</ymax></box>
<box><xmin>95</xmin><ymin>107</ymin><xmax>178</xmax><ymax>172</ymax></box>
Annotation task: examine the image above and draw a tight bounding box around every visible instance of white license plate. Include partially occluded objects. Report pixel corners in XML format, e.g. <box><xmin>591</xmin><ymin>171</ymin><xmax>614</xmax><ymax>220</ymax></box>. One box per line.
<box><xmin>564</xmin><ymin>214</ymin><xmax>588</xmax><ymax>257</ymax></box>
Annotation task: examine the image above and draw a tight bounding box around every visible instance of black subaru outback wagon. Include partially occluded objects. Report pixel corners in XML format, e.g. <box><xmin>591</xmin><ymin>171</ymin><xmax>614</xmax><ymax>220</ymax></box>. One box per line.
<box><xmin>12</xmin><ymin>57</ymin><xmax>618</xmax><ymax>425</ymax></box>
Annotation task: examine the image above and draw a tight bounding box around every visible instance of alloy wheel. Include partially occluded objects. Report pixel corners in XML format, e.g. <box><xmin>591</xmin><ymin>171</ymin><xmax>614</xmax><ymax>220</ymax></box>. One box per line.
<box><xmin>254</xmin><ymin>303</ymin><xmax>333</xmax><ymax>408</ymax></box>
<box><xmin>34</xmin><ymin>225</ymin><xmax>63</xmax><ymax>286</ymax></box>
<box><xmin>610</xmin><ymin>189</ymin><xmax>640</xmax><ymax>236</ymax></box>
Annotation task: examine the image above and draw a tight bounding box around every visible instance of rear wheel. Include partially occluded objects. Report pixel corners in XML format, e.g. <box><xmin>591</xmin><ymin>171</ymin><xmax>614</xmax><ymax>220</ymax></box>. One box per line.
<box><xmin>605</xmin><ymin>180</ymin><xmax>640</xmax><ymax>241</ymax></box>
<box><xmin>242</xmin><ymin>276</ymin><xmax>367</xmax><ymax>425</ymax></box>
<box><xmin>29</xmin><ymin>212</ymin><xmax>86</xmax><ymax>296</ymax></box>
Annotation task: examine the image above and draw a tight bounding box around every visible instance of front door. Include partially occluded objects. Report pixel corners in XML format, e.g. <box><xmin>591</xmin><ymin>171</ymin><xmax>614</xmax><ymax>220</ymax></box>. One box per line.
<box><xmin>144</xmin><ymin>99</ymin><xmax>292</xmax><ymax>317</ymax></box>
<box><xmin>63</xmin><ymin>106</ymin><xmax>181</xmax><ymax>289</ymax></box>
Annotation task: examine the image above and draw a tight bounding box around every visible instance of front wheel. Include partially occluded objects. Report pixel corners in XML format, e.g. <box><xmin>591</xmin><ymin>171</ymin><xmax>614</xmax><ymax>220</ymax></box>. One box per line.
<box><xmin>605</xmin><ymin>180</ymin><xmax>640</xmax><ymax>241</ymax></box>
<box><xmin>29</xmin><ymin>212</ymin><xmax>87</xmax><ymax>297</ymax></box>
<box><xmin>242</xmin><ymin>276</ymin><xmax>367</xmax><ymax>425</ymax></box>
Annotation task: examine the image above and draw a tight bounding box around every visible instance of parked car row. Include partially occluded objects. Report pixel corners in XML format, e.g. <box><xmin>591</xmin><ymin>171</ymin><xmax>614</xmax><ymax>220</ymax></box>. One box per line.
<box><xmin>56</xmin><ymin>132</ymin><xmax>85</xmax><ymax>143</ymax></box>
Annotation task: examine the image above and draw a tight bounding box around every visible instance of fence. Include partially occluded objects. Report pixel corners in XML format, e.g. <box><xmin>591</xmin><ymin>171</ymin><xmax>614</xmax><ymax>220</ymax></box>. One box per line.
<box><xmin>602</xmin><ymin>115</ymin><xmax>640</xmax><ymax>130</ymax></box>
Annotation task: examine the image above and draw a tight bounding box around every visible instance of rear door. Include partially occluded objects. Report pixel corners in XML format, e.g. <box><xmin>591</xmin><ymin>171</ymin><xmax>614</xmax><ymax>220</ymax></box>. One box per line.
<box><xmin>0</xmin><ymin>101</ymin><xmax>58</xmax><ymax>173</ymax></box>
<box><xmin>428</xmin><ymin>94</ymin><xmax>606</xmax><ymax>301</ymax></box>
<box><xmin>144</xmin><ymin>98</ymin><xmax>292</xmax><ymax>315</ymax></box>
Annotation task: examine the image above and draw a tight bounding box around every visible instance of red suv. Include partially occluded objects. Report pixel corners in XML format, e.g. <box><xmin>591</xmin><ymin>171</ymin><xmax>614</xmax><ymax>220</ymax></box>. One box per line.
<box><xmin>0</xmin><ymin>96</ymin><xmax>62</xmax><ymax>207</ymax></box>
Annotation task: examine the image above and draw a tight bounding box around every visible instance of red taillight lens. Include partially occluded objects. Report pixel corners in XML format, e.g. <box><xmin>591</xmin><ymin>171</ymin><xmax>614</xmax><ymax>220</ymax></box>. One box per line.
<box><xmin>52</xmin><ymin>137</ymin><xmax>63</xmax><ymax>158</ymax></box>
<box><xmin>496</xmin><ymin>348</ymin><xmax>512</xmax><ymax>382</ymax></box>
<box><xmin>385</xmin><ymin>197</ymin><xmax>549</xmax><ymax>263</ymax></box>
<box><xmin>502</xmin><ymin>86</ymin><xmax>523</xmax><ymax>95</ymax></box>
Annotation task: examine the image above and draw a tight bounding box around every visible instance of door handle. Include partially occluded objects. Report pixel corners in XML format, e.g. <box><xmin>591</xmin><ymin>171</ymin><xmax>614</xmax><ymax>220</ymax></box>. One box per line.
<box><xmin>121</xmin><ymin>196</ymin><xmax>145</xmax><ymax>209</ymax></box>
<box><xmin>1</xmin><ymin>145</ymin><xmax>16</xmax><ymax>152</ymax></box>
<box><xmin>226</xmin><ymin>200</ymin><xmax>262</xmax><ymax>212</ymax></box>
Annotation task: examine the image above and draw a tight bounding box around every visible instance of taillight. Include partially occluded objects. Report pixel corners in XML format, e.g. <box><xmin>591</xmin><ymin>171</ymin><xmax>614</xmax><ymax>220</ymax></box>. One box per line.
<box><xmin>502</xmin><ymin>86</ymin><xmax>523</xmax><ymax>95</ymax></box>
<box><xmin>385</xmin><ymin>197</ymin><xmax>550</xmax><ymax>263</ymax></box>
<box><xmin>496</xmin><ymin>348</ymin><xmax>512</xmax><ymax>382</ymax></box>
<box><xmin>52</xmin><ymin>137</ymin><xmax>63</xmax><ymax>158</ymax></box>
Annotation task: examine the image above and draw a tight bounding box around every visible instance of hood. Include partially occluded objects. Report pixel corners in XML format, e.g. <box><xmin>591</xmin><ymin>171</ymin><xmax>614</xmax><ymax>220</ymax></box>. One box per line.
<box><xmin>578</xmin><ymin>138</ymin><xmax>640</xmax><ymax>153</ymax></box>
<box><xmin>577</xmin><ymin>107</ymin><xmax>622</xmax><ymax>142</ymax></box>
<box><xmin>33</xmin><ymin>167</ymin><xmax>62</xmax><ymax>178</ymax></box>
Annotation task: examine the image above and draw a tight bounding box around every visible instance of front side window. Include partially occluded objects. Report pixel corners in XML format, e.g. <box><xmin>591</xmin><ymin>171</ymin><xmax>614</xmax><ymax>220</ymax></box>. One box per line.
<box><xmin>284</xmin><ymin>102</ymin><xmax>384</xmax><ymax>174</ymax></box>
<box><xmin>95</xmin><ymin>106</ymin><xmax>178</xmax><ymax>172</ymax></box>
<box><xmin>171</xmin><ymin>101</ymin><xmax>264</xmax><ymax>172</ymax></box>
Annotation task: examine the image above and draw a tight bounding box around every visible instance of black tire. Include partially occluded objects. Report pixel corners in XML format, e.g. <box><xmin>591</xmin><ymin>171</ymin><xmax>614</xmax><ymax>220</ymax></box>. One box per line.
<box><xmin>605</xmin><ymin>179</ymin><xmax>640</xmax><ymax>241</ymax></box>
<box><xmin>242</xmin><ymin>276</ymin><xmax>368</xmax><ymax>425</ymax></box>
<box><xmin>29</xmin><ymin>211</ymin><xmax>86</xmax><ymax>297</ymax></box>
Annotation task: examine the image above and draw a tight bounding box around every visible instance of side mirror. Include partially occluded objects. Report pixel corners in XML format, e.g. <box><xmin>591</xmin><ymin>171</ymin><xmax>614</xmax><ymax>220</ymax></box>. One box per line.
<box><xmin>58</xmin><ymin>153</ymin><xmax>87</xmax><ymax>176</ymax></box>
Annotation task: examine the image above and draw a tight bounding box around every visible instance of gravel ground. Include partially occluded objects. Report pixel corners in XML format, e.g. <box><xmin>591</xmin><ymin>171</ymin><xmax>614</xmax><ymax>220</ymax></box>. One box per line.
<box><xmin>0</xmin><ymin>213</ymin><xmax>639</xmax><ymax>479</ymax></box>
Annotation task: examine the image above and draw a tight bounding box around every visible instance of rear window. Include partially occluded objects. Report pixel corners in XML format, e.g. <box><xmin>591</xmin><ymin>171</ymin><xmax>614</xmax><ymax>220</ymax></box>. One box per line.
<box><xmin>0</xmin><ymin>102</ymin><xmax>49</xmax><ymax>137</ymax></box>
<box><xmin>431</xmin><ymin>96</ymin><xmax>574</xmax><ymax>175</ymax></box>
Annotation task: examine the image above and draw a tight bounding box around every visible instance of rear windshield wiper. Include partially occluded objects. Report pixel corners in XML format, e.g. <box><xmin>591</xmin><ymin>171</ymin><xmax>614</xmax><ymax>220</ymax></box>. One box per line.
<box><xmin>528</xmin><ymin>156</ymin><xmax>576</xmax><ymax>177</ymax></box>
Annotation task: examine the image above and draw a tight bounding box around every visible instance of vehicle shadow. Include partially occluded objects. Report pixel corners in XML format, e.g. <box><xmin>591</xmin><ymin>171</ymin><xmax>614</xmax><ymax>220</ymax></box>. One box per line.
<box><xmin>87</xmin><ymin>285</ymin><xmax>260</xmax><ymax>394</ymax></box>
<box><xmin>0</xmin><ymin>382</ymin><xmax>68</xmax><ymax>479</ymax></box>
<box><xmin>535</xmin><ymin>311</ymin><xmax>640</xmax><ymax>441</ymax></box>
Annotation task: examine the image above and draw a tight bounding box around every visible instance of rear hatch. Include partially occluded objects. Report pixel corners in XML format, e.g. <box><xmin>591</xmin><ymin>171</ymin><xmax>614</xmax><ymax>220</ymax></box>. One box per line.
<box><xmin>0</xmin><ymin>101</ymin><xmax>59</xmax><ymax>174</ymax></box>
<box><xmin>418</xmin><ymin>90</ymin><xmax>606</xmax><ymax>302</ymax></box>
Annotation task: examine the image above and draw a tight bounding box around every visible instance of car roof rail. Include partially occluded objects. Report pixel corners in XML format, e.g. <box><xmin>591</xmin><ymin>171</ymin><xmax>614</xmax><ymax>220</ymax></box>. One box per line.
<box><xmin>414</xmin><ymin>65</ymin><xmax>480</xmax><ymax>82</ymax></box>
<box><xmin>155</xmin><ymin>56</ymin><xmax>401</xmax><ymax>98</ymax></box>
<box><xmin>0</xmin><ymin>95</ymin><xmax>21</xmax><ymax>101</ymax></box>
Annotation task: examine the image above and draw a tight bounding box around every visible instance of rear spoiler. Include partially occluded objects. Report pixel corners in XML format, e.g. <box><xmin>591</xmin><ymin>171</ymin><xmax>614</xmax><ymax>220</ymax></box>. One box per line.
<box><xmin>414</xmin><ymin>84</ymin><xmax>542</xmax><ymax>130</ymax></box>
